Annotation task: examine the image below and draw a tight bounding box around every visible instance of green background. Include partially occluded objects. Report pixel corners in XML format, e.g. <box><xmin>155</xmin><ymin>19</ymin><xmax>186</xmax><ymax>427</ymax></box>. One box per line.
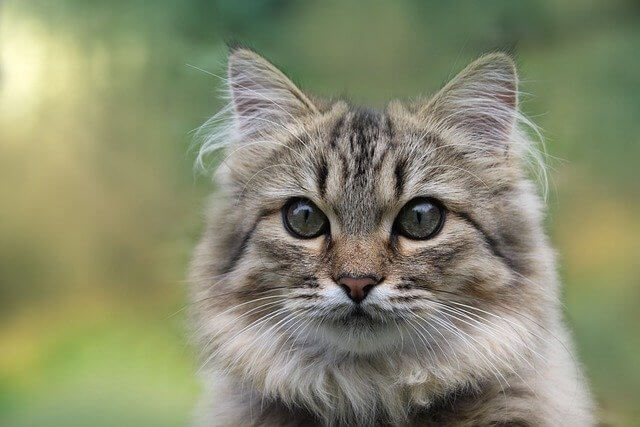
<box><xmin>1</xmin><ymin>1</ymin><xmax>639</xmax><ymax>425</ymax></box>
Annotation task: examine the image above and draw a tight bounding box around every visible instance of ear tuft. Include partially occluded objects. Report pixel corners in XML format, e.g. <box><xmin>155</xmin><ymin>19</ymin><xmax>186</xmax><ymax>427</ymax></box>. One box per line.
<box><xmin>227</xmin><ymin>49</ymin><xmax>318</xmax><ymax>136</ymax></box>
<box><xmin>420</xmin><ymin>53</ymin><xmax>548</xmax><ymax>199</ymax></box>
<box><xmin>424</xmin><ymin>53</ymin><xmax>519</xmax><ymax>146</ymax></box>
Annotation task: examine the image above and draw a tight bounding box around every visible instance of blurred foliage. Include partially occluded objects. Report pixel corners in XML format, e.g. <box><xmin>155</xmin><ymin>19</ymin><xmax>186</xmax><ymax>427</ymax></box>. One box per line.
<box><xmin>0</xmin><ymin>0</ymin><xmax>639</xmax><ymax>425</ymax></box>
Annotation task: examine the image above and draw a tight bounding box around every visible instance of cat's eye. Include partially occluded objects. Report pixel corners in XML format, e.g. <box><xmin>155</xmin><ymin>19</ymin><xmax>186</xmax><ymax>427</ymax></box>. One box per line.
<box><xmin>394</xmin><ymin>198</ymin><xmax>445</xmax><ymax>240</ymax></box>
<box><xmin>282</xmin><ymin>198</ymin><xmax>329</xmax><ymax>239</ymax></box>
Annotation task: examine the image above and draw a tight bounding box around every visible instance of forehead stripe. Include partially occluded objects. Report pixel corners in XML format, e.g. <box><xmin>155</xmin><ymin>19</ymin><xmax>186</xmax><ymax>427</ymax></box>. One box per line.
<box><xmin>350</xmin><ymin>108</ymin><xmax>380</xmax><ymax>178</ymax></box>
<box><xmin>316</xmin><ymin>156</ymin><xmax>329</xmax><ymax>197</ymax></box>
<box><xmin>394</xmin><ymin>158</ymin><xmax>406</xmax><ymax>199</ymax></box>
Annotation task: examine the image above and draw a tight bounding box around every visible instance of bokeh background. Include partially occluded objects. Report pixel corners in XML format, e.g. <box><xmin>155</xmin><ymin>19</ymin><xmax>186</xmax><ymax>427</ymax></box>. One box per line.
<box><xmin>1</xmin><ymin>1</ymin><xmax>639</xmax><ymax>425</ymax></box>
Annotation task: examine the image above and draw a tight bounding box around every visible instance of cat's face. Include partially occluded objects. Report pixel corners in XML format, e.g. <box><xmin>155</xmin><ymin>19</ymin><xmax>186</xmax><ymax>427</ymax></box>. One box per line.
<box><xmin>193</xmin><ymin>49</ymin><xmax>549</xmax><ymax>359</ymax></box>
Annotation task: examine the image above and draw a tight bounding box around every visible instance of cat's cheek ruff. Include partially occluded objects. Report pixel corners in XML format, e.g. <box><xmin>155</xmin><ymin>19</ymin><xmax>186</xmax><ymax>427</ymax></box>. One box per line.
<box><xmin>194</xmin><ymin>286</ymin><xmax>542</xmax><ymax>425</ymax></box>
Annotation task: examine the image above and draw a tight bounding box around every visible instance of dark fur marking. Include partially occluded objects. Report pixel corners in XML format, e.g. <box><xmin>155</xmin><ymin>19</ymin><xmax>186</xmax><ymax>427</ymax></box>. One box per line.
<box><xmin>394</xmin><ymin>157</ymin><xmax>406</xmax><ymax>199</ymax></box>
<box><xmin>316</xmin><ymin>156</ymin><xmax>328</xmax><ymax>197</ymax></box>
<box><xmin>423</xmin><ymin>131</ymin><xmax>441</xmax><ymax>144</ymax></box>
<box><xmin>291</xmin><ymin>294</ymin><xmax>319</xmax><ymax>300</ymax></box>
<box><xmin>221</xmin><ymin>220</ymin><xmax>260</xmax><ymax>275</ymax></box>
<box><xmin>492</xmin><ymin>184</ymin><xmax>513</xmax><ymax>198</ymax></box>
<box><xmin>348</xmin><ymin>132</ymin><xmax>356</xmax><ymax>153</ymax></box>
<box><xmin>220</xmin><ymin>209</ymin><xmax>279</xmax><ymax>274</ymax></box>
<box><xmin>256</xmin><ymin>238</ymin><xmax>313</xmax><ymax>264</ymax></box>
<box><xmin>350</xmin><ymin>108</ymin><xmax>380</xmax><ymax>178</ymax></box>
<box><xmin>455</xmin><ymin>211</ymin><xmax>518</xmax><ymax>272</ymax></box>
<box><xmin>338</xmin><ymin>151</ymin><xmax>350</xmax><ymax>182</ymax></box>
<box><xmin>410</xmin><ymin>240</ymin><xmax>470</xmax><ymax>267</ymax></box>
<box><xmin>420</xmin><ymin>131</ymin><xmax>455</xmax><ymax>159</ymax></box>
<box><xmin>418</xmin><ymin>383</ymin><xmax>485</xmax><ymax>423</ymax></box>
<box><xmin>290</xmin><ymin>277</ymin><xmax>320</xmax><ymax>289</ymax></box>
<box><xmin>289</xmin><ymin>132</ymin><xmax>309</xmax><ymax>150</ymax></box>
<box><xmin>372</xmin><ymin>147</ymin><xmax>388</xmax><ymax>174</ymax></box>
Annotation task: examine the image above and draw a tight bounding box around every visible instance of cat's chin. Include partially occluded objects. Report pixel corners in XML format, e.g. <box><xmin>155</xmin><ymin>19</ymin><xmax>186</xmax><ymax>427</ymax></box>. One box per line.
<box><xmin>317</xmin><ymin>313</ymin><xmax>402</xmax><ymax>355</ymax></box>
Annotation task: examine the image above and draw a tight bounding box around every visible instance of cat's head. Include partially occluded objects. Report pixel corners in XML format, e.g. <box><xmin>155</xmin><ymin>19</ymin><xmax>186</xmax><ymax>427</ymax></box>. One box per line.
<box><xmin>192</xmin><ymin>48</ymin><xmax>553</xmax><ymax>362</ymax></box>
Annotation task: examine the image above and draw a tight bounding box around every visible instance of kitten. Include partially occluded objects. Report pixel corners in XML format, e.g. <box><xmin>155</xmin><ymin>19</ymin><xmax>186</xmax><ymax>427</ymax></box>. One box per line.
<box><xmin>189</xmin><ymin>47</ymin><xmax>594</xmax><ymax>426</ymax></box>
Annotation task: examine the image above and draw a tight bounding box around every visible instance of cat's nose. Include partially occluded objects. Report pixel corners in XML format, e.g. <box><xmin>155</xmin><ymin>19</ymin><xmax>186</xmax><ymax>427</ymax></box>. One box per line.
<box><xmin>337</xmin><ymin>275</ymin><xmax>380</xmax><ymax>303</ymax></box>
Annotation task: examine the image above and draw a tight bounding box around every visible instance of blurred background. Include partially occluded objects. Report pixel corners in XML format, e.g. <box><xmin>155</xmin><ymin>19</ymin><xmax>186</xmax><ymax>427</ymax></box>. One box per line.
<box><xmin>1</xmin><ymin>0</ymin><xmax>638</xmax><ymax>425</ymax></box>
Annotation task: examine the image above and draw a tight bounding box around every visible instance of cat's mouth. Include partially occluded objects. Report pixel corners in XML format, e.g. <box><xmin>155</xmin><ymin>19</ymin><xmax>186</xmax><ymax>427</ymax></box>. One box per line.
<box><xmin>315</xmin><ymin>301</ymin><xmax>391</xmax><ymax>330</ymax></box>
<box><xmin>349</xmin><ymin>305</ymin><xmax>369</xmax><ymax>317</ymax></box>
<box><xmin>335</xmin><ymin>305</ymin><xmax>381</xmax><ymax>326</ymax></box>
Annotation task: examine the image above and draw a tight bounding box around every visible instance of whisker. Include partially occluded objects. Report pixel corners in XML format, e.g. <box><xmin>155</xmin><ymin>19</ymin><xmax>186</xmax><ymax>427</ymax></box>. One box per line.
<box><xmin>426</xmin><ymin>311</ymin><xmax>509</xmax><ymax>393</ymax></box>
<box><xmin>407</xmin><ymin>309</ymin><xmax>460</xmax><ymax>370</ymax></box>
<box><xmin>403</xmin><ymin>316</ymin><xmax>437</xmax><ymax>361</ymax></box>
<box><xmin>199</xmin><ymin>306</ymin><xmax>290</xmax><ymax>372</ymax></box>
<box><xmin>197</xmin><ymin>300</ymin><xmax>286</xmax><ymax>357</ymax></box>
<box><xmin>432</xmin><ymin>304</ymin><xmax>540</xmax><ymax>396</ymax></box>
<box><xmin>434</xmin><ymin>308</ymin><xmax>537</xmax><ymax>397</ymax></box>
<box><xmin>174</xmin><ymin>286</ymin><xmax>287</xmax><ymax>319</ymax></box>
<box><xmin>438</xmin><ymin>302</ymin><xmax>549</xmax><ymax>365</ymax></box>
<box><xmin>233</xmin><ymin>310</ymin><xmax>302</xmax><ymax>367</ymax></box>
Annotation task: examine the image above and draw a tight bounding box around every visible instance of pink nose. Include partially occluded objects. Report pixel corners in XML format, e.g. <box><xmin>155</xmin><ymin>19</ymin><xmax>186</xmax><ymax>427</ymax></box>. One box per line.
<box><xmin>337</xmin><ymin>276</ymin><xmax>380</xmax><ymax>303</ymax></box>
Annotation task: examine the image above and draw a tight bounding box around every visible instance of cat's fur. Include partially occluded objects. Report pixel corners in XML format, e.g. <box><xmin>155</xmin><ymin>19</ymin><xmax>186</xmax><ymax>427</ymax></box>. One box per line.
<box><xmin>189</xmin><ymin>48</ymin><xmax>594</xmax><ymax>426</ymax></box>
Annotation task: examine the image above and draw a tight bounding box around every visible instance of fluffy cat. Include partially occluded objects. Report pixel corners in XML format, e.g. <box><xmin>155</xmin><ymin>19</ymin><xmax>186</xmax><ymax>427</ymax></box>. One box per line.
<box><xmin>189</xmin><ymin>47</ymin><xmax>594</xmax><ymax>426</ymax></box>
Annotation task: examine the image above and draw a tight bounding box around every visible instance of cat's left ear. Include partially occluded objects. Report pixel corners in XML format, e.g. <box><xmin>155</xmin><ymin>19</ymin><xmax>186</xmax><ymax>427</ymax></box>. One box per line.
<box><xmin>421</xmin><ymin>53</ymin><xmax>518</xmax><ymax>147</ymax></box>
<box><xmin>227</xmin><ymin>48</ymin><xmax>319</xmax><ymax>138</ymax></box>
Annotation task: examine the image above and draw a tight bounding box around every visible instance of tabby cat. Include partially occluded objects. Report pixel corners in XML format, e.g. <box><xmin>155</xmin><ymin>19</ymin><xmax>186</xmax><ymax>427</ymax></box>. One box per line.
<box><xmin>189</xmin><ymin>47</ymin><xmax>594</xmax><ymax>426</ymax></box>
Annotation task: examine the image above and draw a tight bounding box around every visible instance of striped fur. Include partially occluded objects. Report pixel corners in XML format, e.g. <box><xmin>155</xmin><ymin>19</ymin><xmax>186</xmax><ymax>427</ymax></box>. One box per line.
<box><xmin>189</xmin><ymin>48</ymin><xmax>594</xmax><ymax>426</ymax></box>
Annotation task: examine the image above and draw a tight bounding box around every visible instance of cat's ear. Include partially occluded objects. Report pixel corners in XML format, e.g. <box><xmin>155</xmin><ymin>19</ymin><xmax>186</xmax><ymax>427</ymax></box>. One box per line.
<box><xmin>422</xmin><ymin>53</ymin><xmax>518</xmax><ymax>147</ymax></box>
<box><xmin>227</xmin><ymin>48</ymin><xmax>318</xmax><ymax>137</ymax></box>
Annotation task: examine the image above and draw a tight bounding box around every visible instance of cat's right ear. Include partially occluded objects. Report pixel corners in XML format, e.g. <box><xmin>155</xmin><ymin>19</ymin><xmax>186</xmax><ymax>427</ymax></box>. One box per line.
<box><xmin>227</xmin><ymin>48</ymin><xmax>319</xmax><ymax>138</ymax></box>
<box><xmin>420</xmin><ymin>53</ymin><xmax>519</xmax><ymax>149</ymax></box>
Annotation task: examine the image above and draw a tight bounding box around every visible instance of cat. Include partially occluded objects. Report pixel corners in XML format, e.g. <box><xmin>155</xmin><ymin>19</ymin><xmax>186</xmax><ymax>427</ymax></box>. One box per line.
<box><xmin>189</xmin><ymin>47</ymin><xmax>595</xmax><ymax>426</ymax></box>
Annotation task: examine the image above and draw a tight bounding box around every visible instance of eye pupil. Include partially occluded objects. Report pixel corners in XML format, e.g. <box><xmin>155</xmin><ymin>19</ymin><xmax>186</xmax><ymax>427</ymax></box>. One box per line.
<box><xmin>395</xmin><ymin>198</ymin><xmax>445</xmax><ymax>240</ymax></box>
<box><xmin>283</xmin><ymin>198</ymin><xmax>328</xmax><ymax>239</ymax></box>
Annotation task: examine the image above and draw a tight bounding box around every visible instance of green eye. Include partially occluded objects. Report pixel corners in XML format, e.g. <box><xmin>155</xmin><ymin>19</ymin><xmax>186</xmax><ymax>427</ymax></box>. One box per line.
<box><xmin>394</xmin><ymin>198</ymin><xmax>445</xmax><ymax>240</ymax></box>
<box><xmin>282</xmin><ymin>198</ymin><xmax>329</xmax><ymax>239</ymax></box>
